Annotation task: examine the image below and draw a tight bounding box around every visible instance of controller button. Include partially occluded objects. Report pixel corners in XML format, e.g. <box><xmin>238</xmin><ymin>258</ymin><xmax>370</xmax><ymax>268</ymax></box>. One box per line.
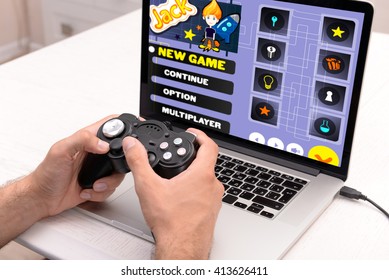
<box><xmin>148</xmin><ymin>152</ymin><xmax>157</xmax><ymax>164</ymax></box>
<box><xmin>110</xmin><ymin>138</ymin><xmax>123</xmax><ymax>155</ymax></box>
<box><xmin>163</xmin><ymin>152</ymin><xmax>173</xmax><ymax>161</ymax></box>
<box><xmin>159</xmin><ymin>141</ymin><xmax>169</xmax><ymax>150</ymax></box>
<box><xmin>149</xmin><ymin>140</ymin><xmax>156</xmax><ymax>146</ymax></box>
<box><xmin>102</xmin><ymin>119</ymin><xmax>125</xmax><ymax>138</ymax></box>
<box><xmin>164</xmin><ymin>133</ymin><xmax>170</xmax><ymax>138</ymax></box>
<box><xmin>131</xmin><ymin>133</ymin><xmax>138</xmax><ymax>139</ymax></box>
<box><xmin>177</xmin><ymin>147</ymin><xmax>187</xmax><ymax>156</ymax></box>
<box><xmin>173</xmin><ymin>137</ymin><xmax>183</xmax><ymax>146</ymax></box>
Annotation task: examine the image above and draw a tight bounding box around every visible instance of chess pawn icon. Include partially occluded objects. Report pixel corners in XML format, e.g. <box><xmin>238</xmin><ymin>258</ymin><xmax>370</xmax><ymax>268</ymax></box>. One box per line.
<box><xmin>325</xmin><ymin>91</ymin><xmax>333</xmax><ymax>102</ymax></box>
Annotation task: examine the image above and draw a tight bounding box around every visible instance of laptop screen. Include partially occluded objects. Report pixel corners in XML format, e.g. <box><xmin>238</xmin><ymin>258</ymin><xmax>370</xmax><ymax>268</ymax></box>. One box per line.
<box><xmin>140</xmin><ymin>0</ymin><xmax>373</xmax><ymax>179</ymax></box>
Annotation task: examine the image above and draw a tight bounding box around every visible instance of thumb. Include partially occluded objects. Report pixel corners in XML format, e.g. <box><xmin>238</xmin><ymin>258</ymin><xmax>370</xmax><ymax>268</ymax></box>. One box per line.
<box><xmin>122</xmin><ymin>137</ymin><xmax>156</xmax><ymax>180</ymax></box>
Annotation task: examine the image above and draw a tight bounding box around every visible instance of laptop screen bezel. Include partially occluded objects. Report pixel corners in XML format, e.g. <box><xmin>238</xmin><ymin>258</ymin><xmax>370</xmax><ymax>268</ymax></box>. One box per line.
<box><xmin>139</xmin><ymin>0</ymin><xmax>374</xmax><ymax>181</ymax></box>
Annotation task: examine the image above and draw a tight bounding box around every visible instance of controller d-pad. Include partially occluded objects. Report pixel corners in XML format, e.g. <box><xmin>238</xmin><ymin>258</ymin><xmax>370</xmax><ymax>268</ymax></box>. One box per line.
<box><xmin>102</xmin><ymin>119</ymin><xmax>125</xmax><ymax>138</ymax></box>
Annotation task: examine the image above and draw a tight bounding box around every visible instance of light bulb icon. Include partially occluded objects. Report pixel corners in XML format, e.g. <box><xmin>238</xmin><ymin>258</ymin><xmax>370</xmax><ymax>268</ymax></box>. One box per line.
<box><xmin>263</xmin><ymin>75</ymin><xmax>274</xmax><ymax>90</ymax></box>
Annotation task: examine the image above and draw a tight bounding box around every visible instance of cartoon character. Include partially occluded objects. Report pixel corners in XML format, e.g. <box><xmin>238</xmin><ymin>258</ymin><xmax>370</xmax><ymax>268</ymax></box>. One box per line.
<box><xmin>200</xmin><ymin>0</ymin><xmax>223</xmax><ymax>52</ymax></box>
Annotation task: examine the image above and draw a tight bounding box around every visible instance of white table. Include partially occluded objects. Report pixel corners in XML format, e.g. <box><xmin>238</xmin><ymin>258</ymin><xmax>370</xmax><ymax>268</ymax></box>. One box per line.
<box><xmin>0</xmin><ymin>8</ymin><xmax>388</xmax><ymax>259</ymax></box>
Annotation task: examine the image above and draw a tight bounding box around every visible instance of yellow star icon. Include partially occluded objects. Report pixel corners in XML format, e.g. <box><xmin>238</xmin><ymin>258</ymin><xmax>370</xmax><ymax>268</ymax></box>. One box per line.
<box><xmin>184</xmin><ymin>29</ymin><xmax>196</xmax><ymax>41</ymax></box>
<box><xmin>332</xmin><ymin>26</ymin><xmax>345</xmax><ymax>38</ymax></box>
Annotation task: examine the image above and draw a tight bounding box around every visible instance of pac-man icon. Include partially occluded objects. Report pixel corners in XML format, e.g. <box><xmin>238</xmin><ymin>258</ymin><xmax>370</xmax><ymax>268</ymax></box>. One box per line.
<box><xmin>308</xmin><ymin>146</ymin><xmax>339</xmax><ymax>166</ymax></box>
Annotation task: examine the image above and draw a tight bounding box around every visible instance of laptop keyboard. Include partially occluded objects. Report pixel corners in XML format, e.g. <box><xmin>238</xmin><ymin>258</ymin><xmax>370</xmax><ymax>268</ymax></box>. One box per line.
<box><xmin>215</xmin><ymin>153</ymin><xmax>309</xmax><ymax>219</ymax></box>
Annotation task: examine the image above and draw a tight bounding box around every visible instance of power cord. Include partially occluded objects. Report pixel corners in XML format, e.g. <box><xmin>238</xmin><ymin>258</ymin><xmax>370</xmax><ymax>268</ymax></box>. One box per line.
<box><xmin>339</xmin><ymin>186</ymin><xmax>389</xmax><ymax>219</ymax></box>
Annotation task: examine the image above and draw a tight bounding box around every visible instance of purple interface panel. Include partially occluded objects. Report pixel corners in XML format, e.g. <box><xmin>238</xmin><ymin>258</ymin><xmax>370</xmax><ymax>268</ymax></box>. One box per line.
<box><xmin>147</xmin><ymin>0</ymin><xmax>365</xmax><ymax>167</ymax></box>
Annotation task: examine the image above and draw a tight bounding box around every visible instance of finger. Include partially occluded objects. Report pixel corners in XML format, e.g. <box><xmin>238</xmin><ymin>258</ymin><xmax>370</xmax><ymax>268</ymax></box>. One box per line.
<box><xmin>186</xmin><ymin>128</ymin><xmax>219</xmax><ymax>169</ymax></box>
<box><xmin>61</xmin><ymin>130</ymin><xmax>110</xmax><ymax>159</ymax></box>
<box><xmin>92</xmin><ymin>173</ymin><xmax>125</xmax><ymax>192</ymax></box>
<box><xmin>80</xmin><ymin>188</ymin><xmax>115</xmax><ymax>202</ymax></box>
<box><xmin>122</xmin><ymin>137</ymin><xmax>159</xmax><ymax>182</ymax></box>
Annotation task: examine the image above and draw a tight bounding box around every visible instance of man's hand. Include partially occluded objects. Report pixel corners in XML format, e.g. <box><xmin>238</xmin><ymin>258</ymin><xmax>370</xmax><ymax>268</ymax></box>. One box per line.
<box><xmin>123</xmin><ymin>128</ymin><xmax>224</xmax><ymax>259</ymax></box>
<box><xmin>29</xmin><ymin>115</ymin><xmax>125</xmax><ymax>217</ymax></box>
<box><xmin>0</xmin><ymin>115</ymin><xmax>125</xmax><ymax>247</ymax></box>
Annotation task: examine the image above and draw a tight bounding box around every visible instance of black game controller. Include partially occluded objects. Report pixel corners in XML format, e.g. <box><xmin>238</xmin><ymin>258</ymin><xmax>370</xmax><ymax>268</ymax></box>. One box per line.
<box><xmin>78</xmin><ymin>113</ymin><xmax>198</xmax><ymax>188</ymax></box>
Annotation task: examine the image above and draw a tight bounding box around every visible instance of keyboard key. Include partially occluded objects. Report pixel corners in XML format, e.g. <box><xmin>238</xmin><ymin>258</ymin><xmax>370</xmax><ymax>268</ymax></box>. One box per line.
<box><xmin>234</xmin><ymin>201</ymin><xmax>247</xmax><ymax>209</ymax></box>
<box><xmin>240</xmin><ymin>191</ymin><xmax>255</xmax><ymax>200</ymax></box>
<box><xmin>233</xmin><ymin>165</ymin><xmax>248</xmax><ymax>173</ymax></box>
<box><xmin>233</xmin><ymin>172</ymin><xmax>247</xmax><ymax>181</ymax></box>
<box><xmin>252</xmin><ymin>196</ymin><xmax>284</xmax><ymax>210</ymax></box>
<box><xmin>232</xmin><ymin>159</ymin><xmax>244</xmax><ymax>165</ymax></box>
<box><xmin>257</xmin><ymin>172</ymin><xmax>272</xmax><ymax>180</ymax></box>
<box><xmin>260</xmin><ymin>211</ymin><xmax>274</xmax><ymax>218</ymax></box>
<box><xmin>265</xmin><ymin>191</ymin><xmax>281</xmax><ymax>200</ymax></box>
<box><xmin>222</xmin><ymin>194</ymin><xmax>238</xmax><ymax>204</ymax></box>
<box><xmin>294</xmin><ymin>178</ymin><xmax>308</xmax><ymax>185</ymax></box>
<box><xmin>282</xmin><ymin>180</ymin><xmax>304</xmax><ymax>191</ymax></box>
<box><xmin>218</xmin><ymin>175</ymin><xmax>231</xmax><ymax>184</ymax></box>
<box><xmin>227</xmin><ymin>187</ymin><xmax>242</xmax><ymax>196</ymax></box>
<box><xmin>243</xmin><ymin>162</ymin><xmax>256</xmax><ymax>168</ymax></box>
<box><xmin>281</xmin><ymin>174</ymin><xmax>294</xmax><ymax>181</ymax></box>
<box><xmin>268</xmin><ymin>170</ymin><xmax>281</xmax><ymax>176</ymax></box>
<box><xmin>222</xmin><ymin>184</ymin><xmax>230</xmax><ymax>191</ymax></box>
<box><xmin>219</xmin><ymin>154</ymin><xmax>232</xmax><ymax>161</ymax></box>
<box><xmin>241</xmin><ymin>183</ymin><xmax>255</xmax><ymax>192</ymax></box>
<box><xmin>279</xmin><ymin>189</ymin><xmax>297</xmax><ymax>203</ymax></box>
<box><xmin>257</xmin><ymin>180</ymin><xmax>272</xmax><ymax>188</ymax></box>
<box><xmin>253</xmin><ymin>187</ymin><xmax>267</xmax><ymax>196</ymax></box>
<box><xmin>255</xmin><ymin>166</ymin><xmax>268</xmax><ymax>172</ymax></box>
<box><xmin>269</xmin><ymin>176</ymin><xmax>284</xmax><ymax>184</ymax></box>
<box><xmin>222</xmin><ymin>161</ymin><xmax>236</xmax><ymax>169</ymax></box>
<box><xmin>215</xmin><ymin>165</ymin><xmax>223</xmax><ymax>173</ymax></box>
<box><xmin>228</xmin><ymin>179</ymin><xmax>243</xmax><ymax>188</ymax></box>
<box><xmin>269</xmin><ymin>184</ymin><xmax>284</xmax><ymax>193</ymax></box>
<box><xmin>221</xmin><ymin>169</ymin><xmax>235</xmax><ymax>176</ymax></box>
<box><xmin>244</xmin><ymin>176</ymin><xmax>259</xmax><ymax>185</ymax></box>
<box><xmin>247</xmin><ymin>204</ymin><xmax>263</xmax><ymax>214</ymax></box>
<box><xmin>246</xmin><ymin>168</ymin><xmax>259</xmax><ymax>176</ymax></box>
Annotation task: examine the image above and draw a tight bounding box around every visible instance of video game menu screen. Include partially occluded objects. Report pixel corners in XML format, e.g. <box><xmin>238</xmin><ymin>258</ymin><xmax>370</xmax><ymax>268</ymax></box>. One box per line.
<box><xmin>145</xmin><ymin>0</ymin><xmax>365</xmax><ymax>167</ymax></box>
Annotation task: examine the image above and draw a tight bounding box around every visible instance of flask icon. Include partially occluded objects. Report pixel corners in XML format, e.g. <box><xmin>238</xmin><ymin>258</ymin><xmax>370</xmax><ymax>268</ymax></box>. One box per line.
<box><xmin>319</xmin><ymin>120</ymin><xmax>330</xmax><ymax>134</ymax></box>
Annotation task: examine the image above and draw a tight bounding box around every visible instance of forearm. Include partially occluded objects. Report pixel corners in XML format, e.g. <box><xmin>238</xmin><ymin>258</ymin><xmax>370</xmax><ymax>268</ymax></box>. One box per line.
<box><xmin>0</xmin><ymin>175</ymin><xmax>48</xmax><ymax>247</ymax></box>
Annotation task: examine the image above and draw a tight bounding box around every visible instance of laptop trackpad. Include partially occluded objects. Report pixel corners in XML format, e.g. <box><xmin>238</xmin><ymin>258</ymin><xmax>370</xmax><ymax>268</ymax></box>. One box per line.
<box><xmin>77</xmin><ymin>176</ymin><xmax>153</xmax><ymax>242</ymax></box>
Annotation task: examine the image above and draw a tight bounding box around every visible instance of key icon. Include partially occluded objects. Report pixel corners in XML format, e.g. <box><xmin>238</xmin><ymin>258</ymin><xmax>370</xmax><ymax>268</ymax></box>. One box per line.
<box><xmin>271</xmin><ymin>16</ymin><xmax>278</xmax><ymax>27</ymax></box>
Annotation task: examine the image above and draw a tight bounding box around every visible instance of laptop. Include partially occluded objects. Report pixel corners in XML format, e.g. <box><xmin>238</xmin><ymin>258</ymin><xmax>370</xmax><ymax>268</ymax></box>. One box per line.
<box><xmin>77</xmin><ymin>0</ymin><xmax>373</xmax><ymax>259</ymax></box>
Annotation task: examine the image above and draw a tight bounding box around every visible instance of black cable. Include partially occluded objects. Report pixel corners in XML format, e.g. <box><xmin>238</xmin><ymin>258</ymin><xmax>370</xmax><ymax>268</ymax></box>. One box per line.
<box><xmin>339</xmin><ymin>186</ymin><xmax>389</xmax><ymax>219</ymax></box>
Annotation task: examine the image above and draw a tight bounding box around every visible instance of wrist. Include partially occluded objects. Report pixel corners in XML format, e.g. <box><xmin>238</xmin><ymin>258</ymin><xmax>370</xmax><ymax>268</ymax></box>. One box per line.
<box><xmin>153</xmin><ymin>226</ymin><xmax>212</xmax><ymax>260</ymax></box>
<box><xmin>17</xmin><ymin>174</ymin><xmax>51</xmax><ymax>220</ymax></box>
<box><xmin>0</xmin><ymin>175</ymin><xmax>49</xmax><ymax>246</ymax></box>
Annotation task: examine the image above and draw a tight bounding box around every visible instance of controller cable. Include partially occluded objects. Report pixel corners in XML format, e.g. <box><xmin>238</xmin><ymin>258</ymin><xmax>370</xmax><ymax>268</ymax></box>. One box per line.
<box><xmin>339</xmin><ymin>186</ymin><xmax>389</xmax><ymax>219</ymax></box>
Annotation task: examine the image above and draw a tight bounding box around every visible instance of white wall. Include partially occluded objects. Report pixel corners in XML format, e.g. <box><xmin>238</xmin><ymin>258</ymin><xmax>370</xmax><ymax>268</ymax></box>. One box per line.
<box><xmin>0</xmin><ymin>0</ymin><xmax>43</xmax><ymax>63</ymax></box>
<box><xmin>364</xmin><ymin>0</ymin><xmax>389</xmax><ymax>33</ymax></box>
